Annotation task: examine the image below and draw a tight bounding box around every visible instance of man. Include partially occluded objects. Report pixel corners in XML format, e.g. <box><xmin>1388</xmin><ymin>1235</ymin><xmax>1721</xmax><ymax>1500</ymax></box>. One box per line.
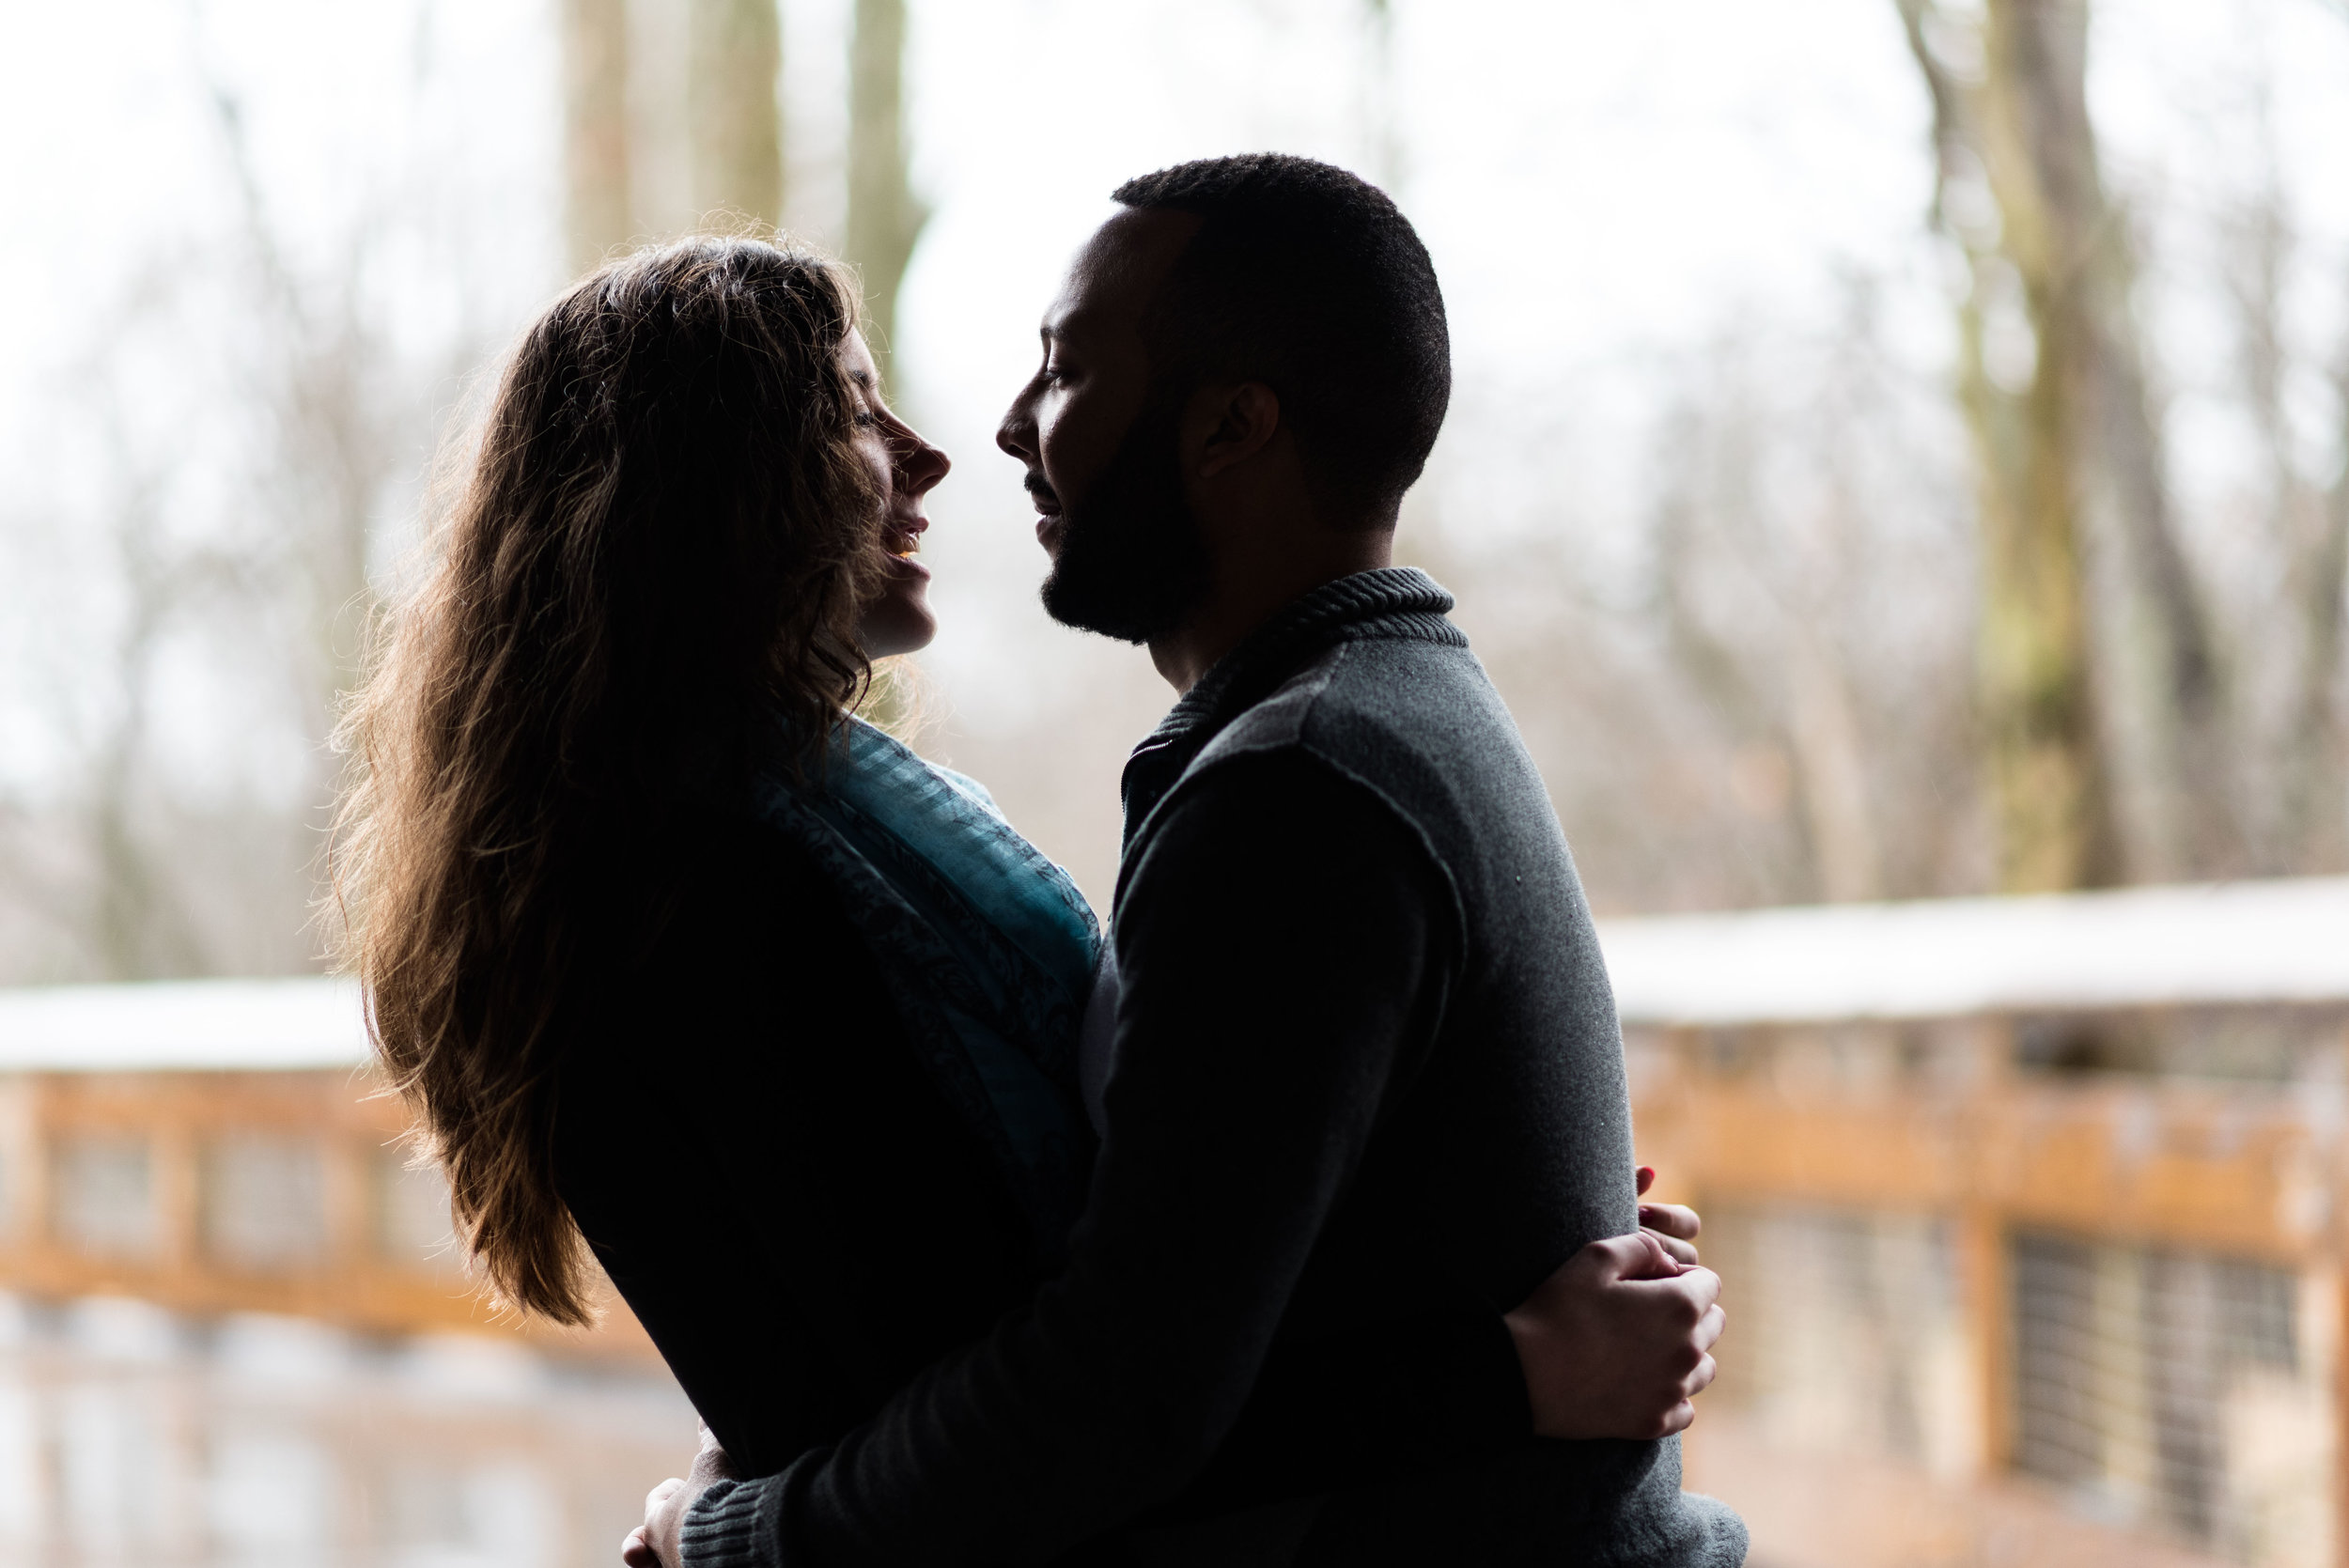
<box><xmin>640</xmin><ymin>154</ymin><xmax>1746</xmax><ymax>1566</ymax></box>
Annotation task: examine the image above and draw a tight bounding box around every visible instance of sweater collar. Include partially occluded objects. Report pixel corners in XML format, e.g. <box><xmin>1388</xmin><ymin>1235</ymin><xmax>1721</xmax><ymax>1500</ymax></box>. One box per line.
<box><xmin>1118</xmin><ymin>567</ymin><xmax>1465</xmax><ymax>853</ymax></box>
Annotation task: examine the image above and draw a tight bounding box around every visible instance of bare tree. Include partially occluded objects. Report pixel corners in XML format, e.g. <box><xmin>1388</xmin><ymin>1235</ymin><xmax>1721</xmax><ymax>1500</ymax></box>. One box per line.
<box><xmin>1</xmin><ymin>264</ymin><xmax>308</xmax><ymax>982</ymax></box>
<box><xmin>562</xmin><ymin>0</ymin><xmax>634</xmax><ymax>272</ymax></box>
<box><xmin>847</xmin><ymin>0</ymin><xmax>926</xmax><ymax>387</ymax></box>
<box><xmin>2309</xmin><ymin>332</ymin><xmax>2349</xmax><ymax>866</ymax></box>
<box><xmin>1895</xmin><ymin>0</ymin><xmax>2238</xmax><ymax>890</ymax></box>
<box><xmin>0</xmin><ymin>34</ymin><xmax>435</xmax><ymax>985</ymax></box>
<box><xmin>1434</xmin><ymin>283</ymin><xmax>1979</xmax><ymax>915</ymax></box>
<box><xmin>689</xmin><ymin>0</ymin><xmax>784</xmax><ymax>227</ymax></box>
<box><xmin>76</xmin><ymin>403</ymin><xmax>214</xmax><ymax>979</ymax></box>
<box><xmin>1638</xmin><ymin>301</ymin><xmax>1974</xmax><ymax>907</ymax></box>
<box><xmin>205</xmin><ymin>85</ymin><xmax>398</xmax><ymax>787</ymax></box>
<box><xmin>2217</xmin><ymin>86</ymin><xmax>2349</xmax><ymax>874</ymax></box>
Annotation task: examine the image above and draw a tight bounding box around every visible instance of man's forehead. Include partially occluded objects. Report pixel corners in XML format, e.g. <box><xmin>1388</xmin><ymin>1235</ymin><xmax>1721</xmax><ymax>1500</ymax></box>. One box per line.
<box><xmin>1046</xmin><ymin>207</ymin><xmax>1201</xmax><ymax>337</ymax></box>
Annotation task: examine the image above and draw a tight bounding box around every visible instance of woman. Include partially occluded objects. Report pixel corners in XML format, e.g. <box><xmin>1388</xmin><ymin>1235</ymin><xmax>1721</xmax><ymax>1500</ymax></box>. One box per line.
<box><xmin>334</xmin><ymin>238</ymin><xmax>1703</xmax><ymax>1554</ymax></box>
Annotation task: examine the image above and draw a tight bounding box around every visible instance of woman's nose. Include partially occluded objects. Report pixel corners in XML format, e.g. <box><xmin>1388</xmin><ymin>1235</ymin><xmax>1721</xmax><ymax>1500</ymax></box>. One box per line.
<box><xmin>902</xmin><ymin>433</ymin><xmax>950</xmax><ymax>489</ymax></box>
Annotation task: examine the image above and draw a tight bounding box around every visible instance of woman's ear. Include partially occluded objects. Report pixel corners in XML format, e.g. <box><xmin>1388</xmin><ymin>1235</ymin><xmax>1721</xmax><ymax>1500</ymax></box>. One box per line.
<box><xmin>1190</xmin><ymin>381</ymin><xmax>1282</xmax><ymax>479</ymax></box>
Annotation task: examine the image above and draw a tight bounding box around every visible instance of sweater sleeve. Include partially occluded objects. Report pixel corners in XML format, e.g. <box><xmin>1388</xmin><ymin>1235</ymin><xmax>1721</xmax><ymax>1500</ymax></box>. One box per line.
<box><xmin>1156</xmin><ymin>1297</ymin><xmax>1531</xmax><ymax>1522</ymax></box>
<box><xmin>680</xmin><ymin>751</ymin><xmax>1470</xmax><ymax>1566</ymax></box>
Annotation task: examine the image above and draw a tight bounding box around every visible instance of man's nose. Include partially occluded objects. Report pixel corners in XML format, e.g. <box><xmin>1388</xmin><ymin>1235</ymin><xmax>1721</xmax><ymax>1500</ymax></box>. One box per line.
<box><xmin>997</xmin><ymin>394</ymin><xmax>1037</xmax><ymax>460</ymax></box>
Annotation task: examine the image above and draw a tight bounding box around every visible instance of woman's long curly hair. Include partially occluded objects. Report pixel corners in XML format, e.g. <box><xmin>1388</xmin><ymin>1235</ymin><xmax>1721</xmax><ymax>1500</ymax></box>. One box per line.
<box><xmin>331</xmin><ymin>239</ymin><xmax>888</xmax><ymax>1325</ymax></box>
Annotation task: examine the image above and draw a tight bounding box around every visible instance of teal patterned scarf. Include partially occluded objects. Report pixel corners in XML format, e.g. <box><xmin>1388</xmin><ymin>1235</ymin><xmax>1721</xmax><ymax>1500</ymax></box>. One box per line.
<box><xmin>753</xmin><ymin>717</ymin><xmax>1099</xmax><ymax>1268</ymax></box>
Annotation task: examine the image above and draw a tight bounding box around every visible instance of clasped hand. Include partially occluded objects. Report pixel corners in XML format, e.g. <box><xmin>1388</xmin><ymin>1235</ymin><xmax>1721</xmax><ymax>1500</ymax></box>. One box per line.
<box><xmin>1505</xmin><ymin>1166</ymin><xmax>1724</xmax><ymax>1440</ymax></box>
<box><xmin>625</xmin><ymin>1167</ymin><xmax>1724</xmax><ymax>1566</ymax></box>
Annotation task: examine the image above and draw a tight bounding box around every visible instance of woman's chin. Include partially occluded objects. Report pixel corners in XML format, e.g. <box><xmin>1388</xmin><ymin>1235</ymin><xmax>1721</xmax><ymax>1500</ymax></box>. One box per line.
<box><xmin>859</xmin><ymin>596</ymin><xmax>938</xmax><ymax>661</ymax></box>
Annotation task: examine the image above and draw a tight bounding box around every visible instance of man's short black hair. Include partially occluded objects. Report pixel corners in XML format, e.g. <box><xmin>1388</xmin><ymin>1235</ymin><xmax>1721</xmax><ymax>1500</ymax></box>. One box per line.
<box><xmin>1111</xmin><ymin>153</ymin><xmax>1450</xmax><ymax>527</ymax></box>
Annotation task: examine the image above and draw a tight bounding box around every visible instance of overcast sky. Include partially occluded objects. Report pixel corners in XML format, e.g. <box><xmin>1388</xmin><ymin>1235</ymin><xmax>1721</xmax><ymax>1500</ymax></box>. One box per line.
<box><xmin>4</xmin><ymin>0</ymin><xmax>2345</xmax><ymax>784</ymax></box>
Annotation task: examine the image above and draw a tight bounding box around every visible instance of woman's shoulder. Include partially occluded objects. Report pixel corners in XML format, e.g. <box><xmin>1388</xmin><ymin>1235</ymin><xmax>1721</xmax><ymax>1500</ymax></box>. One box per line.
<box><xmin>552</xmin><ymin>800</ymin><xmax>1033</xmax><ymax>1260</ymax></box>
<box><xmin>564</xmin><ymin>809</ymin><xmax>879</xmax><ymax>1069</ymax></box>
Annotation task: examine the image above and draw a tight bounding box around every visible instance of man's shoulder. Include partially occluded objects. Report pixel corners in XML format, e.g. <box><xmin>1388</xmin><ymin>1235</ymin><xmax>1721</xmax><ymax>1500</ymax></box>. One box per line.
<box><xmin>1161</xmin><ymin>631</ymin><xmax>1559</xmax><ymax>909</ymax></box>
<box><xmin>1117</xmin><ymin>688</ymin><xmax>1466</xmax><ymax>941</ymax></box>
<box><xmin>1122</xmin><ymin>641</ymin><xmax>1442</xmax><ymax>861</ymax></box>
<box><xmin>1196</xmin><ymin>632</ymin><xmax>1512</xmax><ymax>793</ymax></box>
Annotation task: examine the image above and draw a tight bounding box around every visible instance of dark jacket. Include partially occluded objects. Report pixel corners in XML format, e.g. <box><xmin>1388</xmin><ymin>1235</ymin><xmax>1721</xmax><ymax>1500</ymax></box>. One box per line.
<box><xmin>554</xmin><ymin>819</ymin><xmax>1520</xmax><ymax>1494</ymax></box>
<box><xmin>677</xmin><ymin>568</ymin><xmax>1747</xmax><ymax>1567</ymax></box>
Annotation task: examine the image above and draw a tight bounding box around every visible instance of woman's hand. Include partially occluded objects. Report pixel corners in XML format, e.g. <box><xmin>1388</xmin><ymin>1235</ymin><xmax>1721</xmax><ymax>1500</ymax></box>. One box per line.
<box><xmin>1501</xmin><ymin>1166</ymin><xmax>1725</xmax><ymax>1441</ymax></box>
<box><xmin>622</xmin><ymin>1426</ymin><xmax>737</xmax><ymax>1568</ymax></box>
<box><xmin>1637</xmin><ymin>1164</ymin><xmax>1703</xmax><ymax>1267</ymax></box>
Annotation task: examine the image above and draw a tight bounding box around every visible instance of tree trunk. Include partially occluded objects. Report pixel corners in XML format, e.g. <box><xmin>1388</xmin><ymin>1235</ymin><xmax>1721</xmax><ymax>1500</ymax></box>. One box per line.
<box><xmin>1897</xmin><ymin>0</ymin><xmax>2235</xmax><ymax>890</ymax></box>
<box><xmin>688</xmin><ymin>0</ymin><xmax>782</xmax><ymax>229</ymax></box>
<box><xmin>1898</xmin><ymin>0</ymin><xmax>2120</xmax><ymax>892</ymax></box>
<box><xmin>1992</xmin><ymin>0</ymin><xmax>2228</xmax><ymax>878</ymax></box>
<box><xmin>1971</xmin><ymin>263</ymin><xmax>2117</xmax><ymax>895</ymax></box>
<box><xmin>848</xmin><ymin>0</ymin><xmax>927</xmax><ymax>387</ymax></box>
<box><xmin>562</xmin><ymin>0</ymin><xmax>633</xmax><ymax>272</ymax></box>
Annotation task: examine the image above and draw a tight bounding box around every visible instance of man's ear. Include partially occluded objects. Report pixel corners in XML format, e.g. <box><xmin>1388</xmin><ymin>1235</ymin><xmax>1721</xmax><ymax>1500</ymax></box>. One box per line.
<box><xmin>1192</xmin><ymin>381</ymin><xmax>1282</xmax><ymax>479</ymax></box>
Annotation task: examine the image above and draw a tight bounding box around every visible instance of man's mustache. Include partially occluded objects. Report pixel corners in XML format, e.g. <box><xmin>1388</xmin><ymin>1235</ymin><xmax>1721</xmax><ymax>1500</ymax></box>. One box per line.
<box><xmin>1024</xmin><ymin>473</ymin><xmax>1060</xmax><ymax>505</ymax></box>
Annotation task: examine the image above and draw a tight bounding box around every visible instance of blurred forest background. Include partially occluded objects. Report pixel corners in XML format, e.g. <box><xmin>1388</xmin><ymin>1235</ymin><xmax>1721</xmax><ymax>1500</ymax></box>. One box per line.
<box><xmin>0</xmin><ymin>0</ymin><xmax>2344</xmax><ymax>985</ymax></box>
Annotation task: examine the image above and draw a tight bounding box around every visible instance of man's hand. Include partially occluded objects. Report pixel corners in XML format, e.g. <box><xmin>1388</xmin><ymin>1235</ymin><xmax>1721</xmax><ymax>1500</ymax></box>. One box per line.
<box><xmin>1504</xmin><ymin>1225</ymin><xmax>1725</xmax><ymax>1440</ymax></box>
<box><xmin>622</xmin><ymin>1426</ymin><xmax>736</xmax><ymax>1568</ymax></box>
<box><xmin>1637</xmin><ymin>1164</ymin><xmax>1703</xmax><ymax>1267</ymax></box>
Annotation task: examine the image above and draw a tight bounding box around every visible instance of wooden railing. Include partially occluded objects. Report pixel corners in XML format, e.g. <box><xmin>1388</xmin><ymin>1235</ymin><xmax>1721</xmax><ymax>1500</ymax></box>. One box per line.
<box><xmin>1634</xmin><ymin>1045</ymin><xmax>2334</xmax><ymax>1265</ymax></box>
<box><xmin>7</xmin><ymin>1012</ymin><xmax>2346</xmax><ymax>1561</ymax></box>
<box><xmin>0</xmin><ymin>1067</ymin><xmax>657</xmax><ymax>1362</ymax></box>
<box><xmin>1628</xmin><ymin>1014</ymin><xmax>2349</xmax><ymax>1566</ymax></box>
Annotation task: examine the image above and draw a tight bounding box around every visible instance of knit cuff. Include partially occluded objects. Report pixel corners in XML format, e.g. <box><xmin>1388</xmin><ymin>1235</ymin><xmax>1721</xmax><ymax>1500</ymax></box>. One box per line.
<box><xmin>678</xmin><ymin>1477</ymin><xmax>772</xmax><ymax>1568</ymax></box>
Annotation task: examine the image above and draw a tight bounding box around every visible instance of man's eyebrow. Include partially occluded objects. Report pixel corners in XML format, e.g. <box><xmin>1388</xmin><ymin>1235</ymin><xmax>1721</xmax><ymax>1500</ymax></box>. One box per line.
<box><xmin>1043</xmin><ymin>307</ymin><xmax>1116</xmax><ymax>342</ymax></box>
<box><xmin>849</xmin><ymin>367</ymin><xmax>876</xmax><ymax>390</ymax></box>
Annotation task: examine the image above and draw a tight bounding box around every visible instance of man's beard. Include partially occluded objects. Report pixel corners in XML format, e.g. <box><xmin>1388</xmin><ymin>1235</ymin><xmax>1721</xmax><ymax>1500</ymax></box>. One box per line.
<box><xmin>1039</xmin><ymin>386</ymin><xmax>1212</xmax><ymax>645</ymax></box>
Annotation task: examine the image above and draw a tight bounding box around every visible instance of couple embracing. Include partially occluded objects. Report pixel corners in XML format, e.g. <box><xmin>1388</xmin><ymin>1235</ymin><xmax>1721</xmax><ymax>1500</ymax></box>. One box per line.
<box><xmin>335</xmin><ymin>154</ymin><xmax>1749</xmax><ymax>1567</ymax></box>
